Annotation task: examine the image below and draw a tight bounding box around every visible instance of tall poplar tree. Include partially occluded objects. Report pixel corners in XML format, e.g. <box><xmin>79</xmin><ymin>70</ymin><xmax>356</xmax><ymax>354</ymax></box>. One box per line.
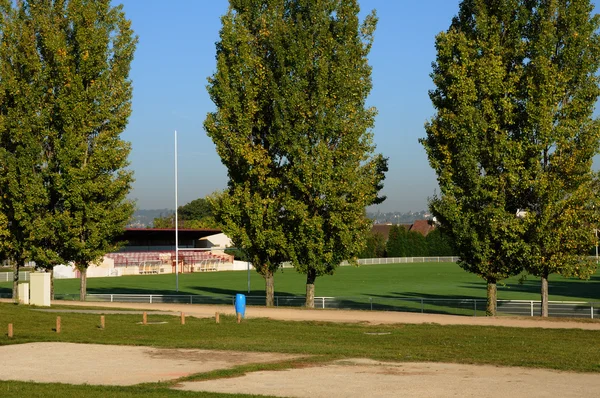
<box><xmin>274</xmin><ymin>0</ymin><xmax>383</xmax><ymax>308</ymax></box>
<box><xmin>28</xmin><ymin>0</ymin><xmax>137</xmax><ymax>301</ymax></box>
<box><xmin>424</xmin><ymin>0</ymin><xmax>600</xmax><ymax>317</ymax></box>
<box><xmin>421</xmin><ymin>0</ymin><xmax>530</xmax><ymax>315</ymax></box>
<box><xmin>206</xmin><ymin>0</ymin><xmax>293</xmax><ymax>306</ymax></box>
<box><xmin>516</xmin><ymin>0</ymin><xmax>600</xmax><ymax>317</ymax></box>
<box><xmin>0</xmin><ymin>1</ymin><xmax>48</xmax><ymax>300</ymax></box>
<box><xmin>206</xmin><ymin>0</ymin><xmax>385</xmax><ymax>308</ymax></box>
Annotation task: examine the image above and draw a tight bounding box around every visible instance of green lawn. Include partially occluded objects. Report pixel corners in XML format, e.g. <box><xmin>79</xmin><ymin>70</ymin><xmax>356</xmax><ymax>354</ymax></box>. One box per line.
<box><xmin>3</xmin><ymin>262</ymin><xmax>599</xmax><ymax>302</ymax></box>
<box><xmin>1</xmin><ymin>302</ymin><xmax>600</xmax><ymax>372</ymax></box>
<box><xmin>1</xmin><ymin>302</ymin><xmax>600</xmax><ymax>396</ymax></box>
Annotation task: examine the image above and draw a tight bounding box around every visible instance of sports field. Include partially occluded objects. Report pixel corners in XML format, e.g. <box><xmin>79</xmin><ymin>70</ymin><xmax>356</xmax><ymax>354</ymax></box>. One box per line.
<box><xmin>1</xmin><ymin>301</ymin><xmax>600</xmax><ymax>397</ymax></box>
<box><xmin>1</xmin><ymin>262</ymin><xmax>599</xmax><ymax>302</ymax></box>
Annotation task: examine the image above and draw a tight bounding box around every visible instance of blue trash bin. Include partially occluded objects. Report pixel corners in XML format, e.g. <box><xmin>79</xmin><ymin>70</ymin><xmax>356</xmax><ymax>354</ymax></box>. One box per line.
<box><xmin>235</xmin><ymin>293</ymin><xmax>246</xmax><ymax>318</ymax></box>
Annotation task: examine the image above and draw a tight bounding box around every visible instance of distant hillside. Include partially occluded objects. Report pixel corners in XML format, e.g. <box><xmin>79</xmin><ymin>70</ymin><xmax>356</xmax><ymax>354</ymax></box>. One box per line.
<box><xmin>367</xmin><ymin>210</ymin><xmax>431</xmax><ymax>224</ymax></box>
<box><xmin>128</xmin><ymin>209</ymin><xmax>173</xmax><ymax>228</ymax></box>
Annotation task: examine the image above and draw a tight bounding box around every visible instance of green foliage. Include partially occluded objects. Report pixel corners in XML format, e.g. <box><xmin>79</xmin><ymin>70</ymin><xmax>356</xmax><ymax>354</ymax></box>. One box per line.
<box><xmin>152</xmin><ymin>213</ymin><xmax>175</xmax><ymax>229</ymax></box>
<box><xmin>206</xmin><ymin>1</ymin><xmax>386</xmax><ymax>306</ymax></box>
<box><xmin>385</xmin><ymin>226</ymin><xmax>445</xmax><ymax>257</ymax></box>
<box><xmin>0</xmin><ymin>0</ymin><xmax>137</xmax><ymax>300</ymax></box>
<box><xmin>152</xmin><ymin>197</ymin><xmax>220</xmax><ymax>229</ymax></box>
<box><xmin>0</xmin><ymin>1</ymin><xmax>49</xmax><ymax>298</ymax></box>
<box><xmin>206</xmin><ymin>1</ymin><xmax>292</xmax><ymax>305</ymax></box>
<box><xmin>278</xmin><ymin>1</ymin><xmax>382</xmax><ymax>307</ymax></box>
<box><xmin>425</xmin><ymin>228</ymin><xmax>455</xmax><ymax>256</ymax></box>
<box><xmin>422</xmin><ymin>0</ymin><xmax>539</xmax><ymax>315</ymax></box>
<box><xmin>386</xmin><ymin>226</ymin><xmax>407</xmax><ymax>257</ymax></box>
<box><xmin>206</xmin><ymin>0</ymin><xmax>385</xmax><ymax>307</ymax></box>
<box><xmin>359</xmin><ymin>231</ymin><xmax>387</xmax><ymax>258</ymax></box>
<box><xmin>511</xmin><ymin>0</ymin><xmax>600</xmax><ymax>316</ymax></box>
<box><xmin>178</xmin><ymin>197</ymin><xmax>212</xmax><ymax>221</ymax></box>
<box><xmin>34</xmin><ymin>0</ymin><xmax>137</xmax><ymax>301</ymax></box>
<box><xmin>422</xmin><ymin>0</ymin><xmax>600</xmax><ymax>316</ymax></box>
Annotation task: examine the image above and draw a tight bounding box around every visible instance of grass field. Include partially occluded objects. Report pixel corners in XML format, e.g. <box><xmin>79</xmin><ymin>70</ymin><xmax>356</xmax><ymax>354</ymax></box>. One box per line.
<box><xmin>3</xmin><ymin>303</ymin><xmax>599</xmax><ymax>370</ymax></box>
<box><xmin>2</xmin><ymin>262</ymin><xmax>599</xmax><ymax>302</ymax></box>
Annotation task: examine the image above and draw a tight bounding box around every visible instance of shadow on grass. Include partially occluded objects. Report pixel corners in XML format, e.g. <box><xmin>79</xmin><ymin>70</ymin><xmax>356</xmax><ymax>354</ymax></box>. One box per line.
<box><xmin>461</xmin><ymin>275</ymin><xmax>600</xmax><ymax>302</ymax></box>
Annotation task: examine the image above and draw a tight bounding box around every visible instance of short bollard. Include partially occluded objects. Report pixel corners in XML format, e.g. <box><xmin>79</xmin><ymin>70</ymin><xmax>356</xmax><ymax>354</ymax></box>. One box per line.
<box><xmin>8</xmin><ymin>323</ymin><xmax>13</xmax><ymax>338</ymax></box>
<box><xmin>237</xmin><ymin>313</ymin><xmax>242</xmax><ymax>324</ymax></box>
<box><xmin>100</xmin><ymin>315</ymin><xmax>105</xmax><ymax>330</ymax></box>
<box><xmin>142</xmin><ymin>312</ymin><xmax>147</xmax><ymax>325</ymax></box>
<box><xmin>215</xmin><ymin>312</ymin><xmax>220</xmax><ymax>324</ymax></box>
<box><xmin>180</xmin><ymin>312</ymin><xmax>185</xmax><ymax>325</ymax></box>
<box><xmin>56</xmin><ymin>317</ymin><xmax>61</xmax><ymax>334</ymax></box>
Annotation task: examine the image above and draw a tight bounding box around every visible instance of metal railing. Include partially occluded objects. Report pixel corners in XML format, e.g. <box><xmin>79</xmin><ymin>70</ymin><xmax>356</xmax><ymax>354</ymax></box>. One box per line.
<box><xmin>279</xmin><ymin>257</ymin><xmax>460</xmax><ymax>268</ymax></box>
<box><xmin>352</xmin><ymin>257</ymin><xmax>459</xmax><ymax>265</ymax></box>
<box><xmin>46</xmin><ymin>293</ymin><xmax>599</xmax><ymax>319</ymax></box>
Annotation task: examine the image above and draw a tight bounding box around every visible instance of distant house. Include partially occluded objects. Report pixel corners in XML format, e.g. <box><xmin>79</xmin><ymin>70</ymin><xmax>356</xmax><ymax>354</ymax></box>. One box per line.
<box><xmin>409</xmin><ymin>220</ymin><xmax>436</xmax><ymax>237</ymax></box>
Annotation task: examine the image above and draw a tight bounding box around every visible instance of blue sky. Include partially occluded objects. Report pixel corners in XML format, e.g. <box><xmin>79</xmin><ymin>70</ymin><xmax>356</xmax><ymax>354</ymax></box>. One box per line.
<box><xmin>118</xmin><ymin>0</ymin><xmax>597</xmax><ymax>213</ymax></box>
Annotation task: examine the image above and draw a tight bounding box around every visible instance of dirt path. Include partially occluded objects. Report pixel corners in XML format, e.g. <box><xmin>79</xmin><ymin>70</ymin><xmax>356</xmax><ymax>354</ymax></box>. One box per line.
<box><xmin>0</xmin><ymin>342</ymin><xmax>300</xmax><ymax>386</ymax></box>
<box><xmin>1</xmin><ymin>342</ymin><xmax>599</xmax><ymax>397</ymax></box>
<box><xmin>38</xmin><ymin>299</ymin><xmax>600</xmax><ymax>330</ymax></box>
<box><xmin>175</xmin><ymin>358</ymin><xmax>600</xmax><ymax>398</ymax></box>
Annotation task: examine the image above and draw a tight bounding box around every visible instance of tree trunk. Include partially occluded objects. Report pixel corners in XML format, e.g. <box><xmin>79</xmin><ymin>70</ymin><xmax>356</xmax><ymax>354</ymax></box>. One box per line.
<box><xmin>486</xmin><ymin>279</ymin><xmax>497</xmax><ymax>316</ymax></box>
<box><xmin>265</xmin><ymin>269</ymin><xmax>274</xmax><ymax>307</ymax></box>
<box><xmin>79</xmin><ymin>267</ymin><xmax>87</xmax><ymax>301</ymax></box>
<box><xmin>50</xmin><ymin>268</ymin><xmax>54</xmax><ymax>300</ymax></box>
<box><xmin>12</xmin><ymin>260</ymin><xmax>21</xmax><ymax>303</ymax></box>
<box><xmin>541</xmin><ymin>274</ymin><xmax>549</xmax><ymax>317</ymax></box>
<box><xmin>305</xmin><ymin>268</ymin><xmax>316</xmax><ymax>308</ymax></box>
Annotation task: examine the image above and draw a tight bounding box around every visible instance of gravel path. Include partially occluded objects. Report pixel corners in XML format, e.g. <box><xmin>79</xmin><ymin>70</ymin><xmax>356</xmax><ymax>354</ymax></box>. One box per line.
<box><xmin>175</xmin><ymin>358</ymin><xmax>600</xmax><ymax>398</ymax></box>
<box><xmin>40</xmin><ymin>299</ymin><xmax>600</xmax><ymax>330</ymax></box>
<box><xmin>0</xmin><ymin>342</ymin><xmax>300</xmax><ymax>386</ymax></box>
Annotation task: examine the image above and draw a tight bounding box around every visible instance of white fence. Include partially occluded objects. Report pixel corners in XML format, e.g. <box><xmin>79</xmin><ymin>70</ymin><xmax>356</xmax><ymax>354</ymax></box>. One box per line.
<box><xmin>279</xmin><ymin>256</ymin><xmax>460</xmax><ymax>268</ymax></box>
<box><xmin>0</xmin><ymin>271</ymin><xmax>30</xmax><ymax>283</ymax></box>
<box><xmin>351</xmin><ymin>257</ymin><xmax>459</xmax><ymax>265</ymax></box>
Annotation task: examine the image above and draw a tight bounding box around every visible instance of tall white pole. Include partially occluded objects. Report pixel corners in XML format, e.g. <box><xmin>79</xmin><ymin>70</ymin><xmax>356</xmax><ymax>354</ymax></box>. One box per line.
<box><xmin>175</xmin><ymin>130</ymin><xmax>179</xmax><ymax>292</ymax></box>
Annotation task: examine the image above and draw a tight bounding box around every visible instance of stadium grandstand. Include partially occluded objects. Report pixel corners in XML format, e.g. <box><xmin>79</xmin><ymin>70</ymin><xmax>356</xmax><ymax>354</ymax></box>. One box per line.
<box><xmin>53</xmin><ymin>228</ymin><xmax>235</xmax><ymax>279</ymax></box>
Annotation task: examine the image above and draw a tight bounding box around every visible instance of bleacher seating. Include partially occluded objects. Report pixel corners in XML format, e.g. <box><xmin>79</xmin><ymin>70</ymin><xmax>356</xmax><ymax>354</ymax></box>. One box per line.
<box><xmin>105</xmin><ymin>250</ymin><xmax>227</xmax><ymax>273</ymax></box>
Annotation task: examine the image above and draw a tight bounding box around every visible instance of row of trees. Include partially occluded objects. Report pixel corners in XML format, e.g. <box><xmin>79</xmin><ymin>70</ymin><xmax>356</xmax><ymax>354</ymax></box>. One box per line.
<box><xmin>360</xmin><ymin>227</ymin><xmax>454</xmax><ymax>258</ymax></box>
<box><xmin>423</xmin><ymin>0</ymin><xmax>600</xmax><ymax>316</ymax></box>
<box><xmin>206</xmin><ymin>0</ymin><xmax>387</xmax><ymax>308</ymax></box>
<box><xmin>152</xmin><ymin>197</ymin><xmax>219</xmax><ymax>229</ymax></box>
<box><xmin>0</xmin><ymin>0</ymin><xmax>136</xmax><ymax>301</ymax></box>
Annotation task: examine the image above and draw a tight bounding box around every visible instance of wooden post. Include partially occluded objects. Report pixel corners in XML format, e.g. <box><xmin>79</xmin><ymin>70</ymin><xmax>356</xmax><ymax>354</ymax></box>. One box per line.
<box><xmin>215</xmin><ymin>312</ymin><xmax>220</xmax><ymax>324</ymax></box>
<box><xmin>237</xmin><ymin>313</ymin><xmax>242</xmax><ymax>324</ymax></box>
<box><xmin>100</xmin><ymin>315</ymin><xmax>105</xmax><ymax>330</ymax></box>
<box><xmin>56</xmin><ymin>316</ymin><xmax>61</xmax><ymax>334</ymax></box>
<box><xmin>142</xmin><ymin>312</ymin><xmax>147</xmax><ymax>325</ymax></box>
<box><xmin>180</xmin><ymin>312</ymin><xmax>185</xmax><ymax>325</ymax></box>
<box><xmin>7</xmin><ymin>323</ymin><xmax>13</xmax><ymax>338</ymax></box>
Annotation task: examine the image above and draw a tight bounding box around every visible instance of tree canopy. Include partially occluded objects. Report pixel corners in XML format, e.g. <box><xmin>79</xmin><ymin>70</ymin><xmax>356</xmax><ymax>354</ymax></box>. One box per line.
<box><xmin>0</xmin><ymin>0</ymin><xmax>137</xmax><ymax>301</ymax></box>
<box><xmin>206</xmin><ymin>0</ymin><xmax>386</xmax><ymax>308</ymax></box>
<box><xmin>422</xmin><ymin>0</ymin><xmax>533</xmax><ymax>315</ymax></box>
<box><xmin>514</xmin><ymin>0</ymin><xmax>600</xmax><ymax>316</ymax></box>
<box><xmin>153</xmin><ymin>197</ymin><xmax>219</xmax><ymax>229</ymax></box>
<box><xmin>422</xmin><ymin>0</ymin><xmax>600</xmax><ymax>316</ymax></box>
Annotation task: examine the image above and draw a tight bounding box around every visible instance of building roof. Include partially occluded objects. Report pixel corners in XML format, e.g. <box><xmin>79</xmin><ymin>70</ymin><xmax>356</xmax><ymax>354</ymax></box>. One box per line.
<box><xmin>371</xmin><ymin>223</ymin><xmax>410</xmax><ymax>241</ymax></box>
<box><xmin>408</xmin><ymin>220</ymin><xmax>435</xmax><ymax>237</ymax></box>
<box><xmin>371</xmin><ymin>220</ymin><xmax>435</xmax><ymax>240</ymax></box>
<box><xmin>120</xmin><ymin>228</ymin><xmax>222</xmax><ymax>242</ymax></box>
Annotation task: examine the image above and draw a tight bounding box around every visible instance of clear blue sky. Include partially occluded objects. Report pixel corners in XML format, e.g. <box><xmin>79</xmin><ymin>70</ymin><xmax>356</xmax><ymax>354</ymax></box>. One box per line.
<box><xmin>118</xmin><ymin>0</ymin><xmax>597</xmax><ymax>213</ymax></box>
